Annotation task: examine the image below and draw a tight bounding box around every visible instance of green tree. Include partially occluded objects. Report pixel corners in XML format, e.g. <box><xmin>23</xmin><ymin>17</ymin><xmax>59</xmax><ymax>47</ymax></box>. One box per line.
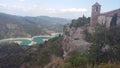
<box><xmin>110</xmin><ymin>13</ymin><xmax>118</xmax><ymax>28</ymax></box>
<box><xmin>87</xmin><ymin>24</ymin><xmax>120</xmax><ymax>65</ymax></box>
<box><xmin>69</xmin><ymin>15</ymin><xmax>90</xmax><ymax>28</ymax></box>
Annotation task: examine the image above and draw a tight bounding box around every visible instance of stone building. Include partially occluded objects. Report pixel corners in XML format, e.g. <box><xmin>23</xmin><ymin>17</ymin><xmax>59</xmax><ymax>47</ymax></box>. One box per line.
<box><xmin>90</xmin><ymin>2</ymin><xmax>120</xmax><ymax>27</ymax></box>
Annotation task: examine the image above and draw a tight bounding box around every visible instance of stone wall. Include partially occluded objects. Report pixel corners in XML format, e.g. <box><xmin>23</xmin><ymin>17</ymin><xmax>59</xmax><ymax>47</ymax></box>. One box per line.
<box><xmin>98</xmin><ymin>15</ymin><xmax>112</xmax><ymax>27</ymax></box>
<box><xmin>98</xmin><ymin>15</ymin><xmax>120</xmax><ymax>28</ymax></box>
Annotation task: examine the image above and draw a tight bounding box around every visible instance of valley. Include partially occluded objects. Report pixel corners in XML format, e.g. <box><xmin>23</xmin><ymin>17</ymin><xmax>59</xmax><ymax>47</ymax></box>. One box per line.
<box><xmin>0</xmin><ymin>12</ymin><xmax>70</xmax><ymax>39</ymax></box>
<box><xmin>0</xmin><ymin>12</ymin><xmax>68</xmax><ymax>45</ymax></box>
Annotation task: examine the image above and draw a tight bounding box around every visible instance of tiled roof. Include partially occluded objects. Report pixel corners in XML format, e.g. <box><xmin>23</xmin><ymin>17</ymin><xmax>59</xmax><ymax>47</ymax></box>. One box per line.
<box><xmin>100</xmin><ymin>8</ymin><xmax>120</xmax><ymax>17</ymax></box>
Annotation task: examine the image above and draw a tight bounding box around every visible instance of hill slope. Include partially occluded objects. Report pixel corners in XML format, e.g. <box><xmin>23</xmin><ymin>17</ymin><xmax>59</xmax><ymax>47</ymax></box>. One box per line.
<box><xmin>0</xmin><ymin>12</ymin><xmax>70</xmax><ymax>39</ymax></box>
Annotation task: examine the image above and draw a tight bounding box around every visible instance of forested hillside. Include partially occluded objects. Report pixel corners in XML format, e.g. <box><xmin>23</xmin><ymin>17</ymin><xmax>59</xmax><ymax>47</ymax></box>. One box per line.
<box><xmin>0</xmin><ymin>12</ymin><xmax>70</xmax><ymax>39</ymax></box>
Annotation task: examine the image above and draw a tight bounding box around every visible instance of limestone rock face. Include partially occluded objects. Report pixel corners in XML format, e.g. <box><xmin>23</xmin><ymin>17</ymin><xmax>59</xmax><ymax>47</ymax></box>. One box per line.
<box><xmin>63</xmin><ymin>24</ymin><xmax>89</xmax><ymax>57</ymax></box>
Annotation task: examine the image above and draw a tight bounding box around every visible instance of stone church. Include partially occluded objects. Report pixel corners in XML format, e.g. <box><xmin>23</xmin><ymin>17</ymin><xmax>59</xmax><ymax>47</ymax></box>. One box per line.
<box><xmin>90</xmin><ymin>2</ymin><xmax>120</xmax><ymax>27</ymax></box>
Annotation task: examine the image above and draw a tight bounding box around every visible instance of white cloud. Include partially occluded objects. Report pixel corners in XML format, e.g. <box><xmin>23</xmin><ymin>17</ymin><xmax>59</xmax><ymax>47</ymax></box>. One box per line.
<box><xmin>0</xmin><ymin>3</ymin><xmax>7</xmax><ymax>7</ymax></box>
<box><xmin>0</xmin><ymin>4</ymin><xmax>88</xmax><ymax>18</ymax></box>
<box><xmin>37</xmin><ymin>8</ymin><xmax>87</xmax><ymax>14</ymax></box>
<box><xmin>33</xmin><ymin>4</ymin><xmax>38</xmax><ymax>8</ymax></box>
<box><xmin>19</xmin><ymin>0</ymin><xmax>25</xmax><ymax>2</ymax></box>
<box><xmin>60</xmin><ymin>8</ymin><xmax>87</xmax><ymax>13</ymax></box>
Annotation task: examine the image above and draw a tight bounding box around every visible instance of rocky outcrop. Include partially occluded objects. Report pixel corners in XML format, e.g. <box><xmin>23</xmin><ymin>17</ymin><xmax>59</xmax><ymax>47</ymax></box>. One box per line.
<box><xmin>63</xmin><ymin>24</ymin><xmax>90</xmax><ymax>57</ymax></box>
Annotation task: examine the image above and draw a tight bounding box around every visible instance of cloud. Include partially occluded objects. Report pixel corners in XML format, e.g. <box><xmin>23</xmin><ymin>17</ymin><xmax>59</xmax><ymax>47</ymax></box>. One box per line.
<box><xmin>60</xmin><ymin>8</ymin><xmax>87</xmax><ymax>13</ymax></box>
<box><xmin>0</xmin><ymin>3</ymin><xmax>7</xmax><ymax>7</ymax></box>
<box><xmin>0</xmin><ymin>4</ymin><xmax>88</xmax><ymax>18</ymax></box>
<box><xmin>39</xmin><ymin>8</ymin><xmax>87</xmax><ymax>14</ymax></box>
<box><xmin>19</xmin><ymin>0</ymin><xmax>25</xmax><ymax>2</ymax></box>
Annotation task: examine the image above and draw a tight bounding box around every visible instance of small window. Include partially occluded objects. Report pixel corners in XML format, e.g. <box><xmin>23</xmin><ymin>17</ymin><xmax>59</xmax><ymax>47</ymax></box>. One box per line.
<box><xmin>96</xmin><ymin>6</ymin><xmax>99</xmax><ymax>12</ymax></box>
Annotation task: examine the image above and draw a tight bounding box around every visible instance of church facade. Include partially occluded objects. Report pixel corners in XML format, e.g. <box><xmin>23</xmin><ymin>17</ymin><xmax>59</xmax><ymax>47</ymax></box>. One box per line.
<box><xmin>90</xmin><ymin>2</ymin><xmax>120</xmax><ymax>27</ymax></box>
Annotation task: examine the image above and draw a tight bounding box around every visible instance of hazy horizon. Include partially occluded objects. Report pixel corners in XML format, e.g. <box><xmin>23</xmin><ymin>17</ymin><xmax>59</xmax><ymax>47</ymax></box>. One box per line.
<box><xmin>0</xmin><ymin>0</ymin><xmax>120</xmax><ymax>19</ymax></box>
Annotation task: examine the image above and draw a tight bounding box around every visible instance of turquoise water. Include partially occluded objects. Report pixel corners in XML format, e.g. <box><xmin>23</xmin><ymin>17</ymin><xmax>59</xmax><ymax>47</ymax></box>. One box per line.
<box><xmin>32</xmin><ymin>37</ymin><xmax>44</xmax><ymax>44</ymax></box>
<box><xmin>0</xmin><ymin>33</ymin><xmax>62</xmax><ymax>46</ymax></box>
<box><xmin>0</xmin><ymin>39</ymin><xmax>31</xmax><ymax>45</ymax></box>
<box><xmin>16</xmin><ymin>39</ymin><xmax>31</xmax><ymax>45</ymax></box>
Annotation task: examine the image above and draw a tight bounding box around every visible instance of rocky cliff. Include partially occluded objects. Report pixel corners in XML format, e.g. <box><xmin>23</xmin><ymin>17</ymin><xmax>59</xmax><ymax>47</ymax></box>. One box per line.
<box><xmin>62</xmin><ymin>17</ymin><xmax>90</xmax><ymax>57</ymax></box>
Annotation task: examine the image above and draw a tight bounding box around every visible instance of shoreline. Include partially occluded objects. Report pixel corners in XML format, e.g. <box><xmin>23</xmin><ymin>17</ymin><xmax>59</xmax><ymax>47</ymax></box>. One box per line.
<box><xmin>0</xmin><ymin>33</ymin><xmax>61</xmax><ymax>41</ymax></box>
<box><xmin>0</xmin><ymin>33</ymin><xmax>61</xmax><ymax>45</ymax></box>
<box><xmin>32</xmin><ymin>35</ymin><xmax>51</xmax><ymax>39</ymax></box>
<box><xmin>0</xmin><ymin>38</ymin><xmax>32</xmax><ymax>41</ymax></box>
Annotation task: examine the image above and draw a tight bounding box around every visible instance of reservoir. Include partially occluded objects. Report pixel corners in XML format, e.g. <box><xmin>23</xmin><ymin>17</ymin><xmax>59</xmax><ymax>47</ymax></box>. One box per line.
<box><xmin>0</xmin><ymin>33</ymin><xmax>62</xmax><ymax>46</ymax></box>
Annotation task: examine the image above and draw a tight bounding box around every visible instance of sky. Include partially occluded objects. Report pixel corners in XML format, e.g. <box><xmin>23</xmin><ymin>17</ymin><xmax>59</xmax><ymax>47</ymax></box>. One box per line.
<box><xmin>0</xmin><ymin>0</ymin><xmax>120</xmax><ymax>19</ymax></box>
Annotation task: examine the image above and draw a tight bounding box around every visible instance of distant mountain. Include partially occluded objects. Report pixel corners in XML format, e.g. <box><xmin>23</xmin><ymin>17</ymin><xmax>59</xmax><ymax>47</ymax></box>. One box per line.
<box><xmin>25</xmin><ymin>16</ymin><xmax>69</xmax><ymax>25</ymax></box>
<box><xmin>0</xmin><ymin>12</ymin><xmax>70</xmax><ymax>39</ymax></box>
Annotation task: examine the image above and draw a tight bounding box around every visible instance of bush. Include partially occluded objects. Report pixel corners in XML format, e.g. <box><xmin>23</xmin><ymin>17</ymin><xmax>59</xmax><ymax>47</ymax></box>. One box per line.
<box><xmin>61</xmin><ymin>63</ymin><xmax>72</xmax><ymax>68</ymax></box>
<box><xmin>69</xmin><ymin>16</ymin><xmax>90</xmax><ymax>28</ymax></box>
<box><xmin>97</xmin><ymin>62</ymin><xmax>120</xmax><ymax>68</ymax></box>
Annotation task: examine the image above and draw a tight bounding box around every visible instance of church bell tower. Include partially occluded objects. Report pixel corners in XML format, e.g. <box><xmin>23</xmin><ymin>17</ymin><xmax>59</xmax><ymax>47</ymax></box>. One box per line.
<box><xmin>90</xmin><ymin>2</ymin><xmax>101</xmax><ymax>26</ymax></box>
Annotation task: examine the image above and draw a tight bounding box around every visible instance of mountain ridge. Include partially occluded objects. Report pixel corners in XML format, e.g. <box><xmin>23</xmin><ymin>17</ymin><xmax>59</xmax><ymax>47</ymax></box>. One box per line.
<box><xmin>0</xmin><ymin>12</ymin><xmax>70</xmax><ymax>39</ymax></box>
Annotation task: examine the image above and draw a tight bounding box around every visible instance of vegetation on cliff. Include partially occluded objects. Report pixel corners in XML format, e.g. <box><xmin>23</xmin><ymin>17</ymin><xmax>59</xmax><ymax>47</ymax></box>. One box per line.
<box><xmin>69</xmin><ymin>15</ymin><xmax>90</xmax><ymax>28</ymax></box>
<box><xmin>0</xmin><ymin>43</ymin><xmax>30</xmax><ymax>68</ymax></box>
<box><xmin>25</xmin><ymin>36</ymin><xmax>64</xmax><ymax>68</ymax></box>
<box><xmin>61</xmin><ymin>14</ymin><xmax>120</xmax><ymax>68</ymax></box>
<box><xmin>0</xmin><ymin>36</ymin><xmax>64</xmax><ymax>68</ymax></box>
<box><xmin>61</xmin><ymin>24</ymin><xmax>120</xmax><ymax>68</ymax></box>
